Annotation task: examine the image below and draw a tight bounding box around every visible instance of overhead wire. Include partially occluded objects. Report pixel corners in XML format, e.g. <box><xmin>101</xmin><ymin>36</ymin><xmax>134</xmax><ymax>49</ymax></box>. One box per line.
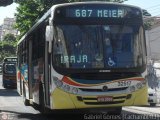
<box><xmin>145</xmin><ymin>4</ymin><xmax>160</xmax><ymax>10</ymax></box>
<box><xmin>140</xmin><ymin>3</ymin><xmax>160</xmax><ymax>17</ymax></box>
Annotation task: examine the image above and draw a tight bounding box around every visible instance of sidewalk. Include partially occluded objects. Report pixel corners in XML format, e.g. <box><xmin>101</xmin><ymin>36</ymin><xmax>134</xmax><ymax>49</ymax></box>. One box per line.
<box><xmin>123</xmin><ymin>105</ymin><xmax>160</xmax><ymax>114</ymax></box>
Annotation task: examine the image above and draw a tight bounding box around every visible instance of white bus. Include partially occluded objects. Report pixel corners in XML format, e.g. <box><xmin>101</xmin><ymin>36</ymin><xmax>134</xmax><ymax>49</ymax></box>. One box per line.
<box><xmin>17</xmin><ymin>2</ymin><xmax>147</xmax><ymax>114</ymax></box>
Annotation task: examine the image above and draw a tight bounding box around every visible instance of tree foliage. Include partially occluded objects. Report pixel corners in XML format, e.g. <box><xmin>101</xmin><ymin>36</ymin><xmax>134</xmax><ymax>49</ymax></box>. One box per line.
<box><xmin>143</xmin><ymin>9</ymin><xmax>152</xmax><ymax>30</ymax></box>
<box><xmin>144</xmin><ymin>19</ymin><xmax>153</xmax><ymax>30</ymax></box>
<box><xmin>15</xmin><ymin>0</ymin><xmax>127</xmax><ymax>37</ymax></box>
<box><xmin>0</xmin><ymin>34</ymin><xmax>17</xmax><ymax>62</ymax></box>
<box><xmin>3</xmin><ymin>33</ymin><xmax>16</xmax><ymax>42</ymax></box>
<box><xmin>14</xmin><ymin>0</ymin><xmax>41</xmax><ymax>35</ymax></box>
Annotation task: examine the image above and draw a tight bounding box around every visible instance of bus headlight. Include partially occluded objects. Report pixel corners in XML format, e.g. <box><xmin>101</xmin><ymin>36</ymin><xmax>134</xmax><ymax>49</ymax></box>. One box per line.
<box><xmin>53</xmin><ymin>77</ymin><xmax>63</xmax><ymax>87</ymax></box>
<box><xmin>142</xmin><ymin>80</ymin><xmax>146</xmax><ymax>85</ymax></box>
<box><xmin>72</xmin><ymin>87</ymin><xmax>78</xmax><ymax>94</ymax></box>
<box><xmin>136</xmin><ymin>83</ymin><xmax>142</xmax><ymax>89</ymax></box>
<box><xmin>130</xmin><ymin>86</ymin><xmax>136</xmax><ymax>92</ymax></box>
<box><xmin>53</xmin><ymin>76</ymin><xmax>80</xmax><ymax>94</ymax></box>
<box><xmin>63</xmin><ymin>85</ymin><xmax>70</xmax><ymax>92</ymax></box>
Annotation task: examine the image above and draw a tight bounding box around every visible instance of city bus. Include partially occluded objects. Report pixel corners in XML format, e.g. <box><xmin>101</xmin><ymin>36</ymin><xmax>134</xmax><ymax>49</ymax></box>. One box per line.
<box><xmin>2</xmin><ymin>57</ymin><xmax>17</xmax><ymax>88</ymax></box>
<box><xmin>17</xmin><ymin>2</ymin><xmax>147</xmax><ymax>114</ymax></box>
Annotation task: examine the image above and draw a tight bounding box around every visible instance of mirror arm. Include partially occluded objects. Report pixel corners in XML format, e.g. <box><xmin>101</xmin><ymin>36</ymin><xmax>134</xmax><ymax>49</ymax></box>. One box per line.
<box><xmin>45</xmin><ymin>17</ymin><xmax>54</xmax><ymax>53</ymax></box>
<box><xmin>48</xmin><ymin>41</ymin><xmax>52</xmax><ymax>53</ymax></box>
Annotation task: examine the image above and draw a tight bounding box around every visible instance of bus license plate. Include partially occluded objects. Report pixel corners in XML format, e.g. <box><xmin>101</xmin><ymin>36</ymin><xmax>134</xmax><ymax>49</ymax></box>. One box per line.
<box><xmin>97</xmin><ymin>96</ymin><xmax>113</xmax><ymax>102</ymax></box>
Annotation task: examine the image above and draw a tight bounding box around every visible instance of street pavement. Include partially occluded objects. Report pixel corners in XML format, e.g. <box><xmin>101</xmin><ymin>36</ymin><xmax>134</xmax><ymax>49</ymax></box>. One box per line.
<box><xmin>0</xmin><ymin>75</ymin><xmax>160</xmax><ymax>120</ymax></box>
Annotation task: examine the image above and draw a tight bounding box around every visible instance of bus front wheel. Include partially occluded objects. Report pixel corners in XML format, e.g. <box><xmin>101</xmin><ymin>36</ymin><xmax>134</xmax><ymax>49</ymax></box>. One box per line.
<box><xmin>2</xmin><ymin>81</ymin><xmax>7</xmax><ymax>89</ymax></box>
<box><xmin>3</xmin><ymin>84</ymin><xmax>7</xmax><ymax>89</ymax></box>
<box><xmin>39</xmin><ymin>83</ymin><xmax>49</xmax><ymax>114</ymax></box>
<box><xmin>23</xmin><ymin>82</ymin><xmax>30</xmax><ymax>106</ymax></box>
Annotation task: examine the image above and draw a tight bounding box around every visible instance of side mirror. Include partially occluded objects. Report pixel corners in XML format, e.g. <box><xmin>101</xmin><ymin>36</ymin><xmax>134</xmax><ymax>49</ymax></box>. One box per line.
<box><xmin>45</xmin><ymin>25</ymin><xmax>53</xmax><ymax>42</ymax></box>
<box><xmin>45</xmin><ymin>25</ymin><xmax>54</xmax><ymax>53</ymax></box>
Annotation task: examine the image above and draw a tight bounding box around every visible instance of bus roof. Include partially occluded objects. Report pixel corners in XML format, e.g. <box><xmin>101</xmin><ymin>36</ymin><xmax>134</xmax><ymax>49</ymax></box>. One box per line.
<box><xmin>17</xmin><ymin>1</ymin><xmax>142</xmax><ymax>45</ymax></box>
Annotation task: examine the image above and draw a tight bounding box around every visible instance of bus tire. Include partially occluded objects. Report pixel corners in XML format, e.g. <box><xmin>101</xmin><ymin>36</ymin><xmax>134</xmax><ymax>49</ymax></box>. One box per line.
<box><xmin>3</xmin><ymin>83</ymin><xmax>7</xmax><ymax>89</ymax></box>
<box><xmin>23</xmin><ymin>82</ymin><xmax>30</xmax><ymax>106</ymax></box>
<box><xmin>39</xmin><ymin>83</ymin><xmax>48</xmax><ymax>114</ymax></box>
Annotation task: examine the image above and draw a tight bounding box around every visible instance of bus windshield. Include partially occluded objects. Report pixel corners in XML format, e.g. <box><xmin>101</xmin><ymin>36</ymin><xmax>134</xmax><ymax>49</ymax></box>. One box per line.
<box><xmin>52</xmin><ymin>24</ymin><xmax>146</xmax><ymax>70</ymax></box>
<box><xmin>4</xmin><ymin>64</ymin><xmax>16</xmax><ymax>74</ymax></box>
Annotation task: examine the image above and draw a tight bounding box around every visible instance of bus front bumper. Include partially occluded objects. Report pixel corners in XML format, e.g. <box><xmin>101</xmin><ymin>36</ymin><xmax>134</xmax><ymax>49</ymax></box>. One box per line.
<box><xmin>3</xmin><ymin>79</ymin><xmax>17</xmax><ymax>88</ymax></box>
<box><xmin>51</xmin><ymin>86</ymin><xmax>148</xmax><ymax>109</ymax></box>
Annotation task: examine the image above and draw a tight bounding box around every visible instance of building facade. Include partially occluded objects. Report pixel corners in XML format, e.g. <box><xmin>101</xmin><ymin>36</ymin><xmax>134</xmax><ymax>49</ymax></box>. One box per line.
<box><xmin>145</xmin><ymin>18</ymin><xmax>160</xmax><ymax>90</ymax></box>
<box><xmin>0</xmin><ymin>26</ymin><xmax>2</xmax><ymax>41</ymax></box>
<box><xmin>145</xmin><ymin>18</ymin><xmax>160</xmax><ymax>60</ymax></box>
<box><xmin>0</xmin><ymin>17</ymin><xmax>18</xmax><ymax>41</ymax></box>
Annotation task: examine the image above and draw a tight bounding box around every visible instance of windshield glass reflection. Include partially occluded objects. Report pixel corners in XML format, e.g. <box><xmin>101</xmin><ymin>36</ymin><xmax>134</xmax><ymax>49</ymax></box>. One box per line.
<box><xmin>53</xmin><ymin>25</ymin><xmax>144</xmax><ymax>69</ymax></box>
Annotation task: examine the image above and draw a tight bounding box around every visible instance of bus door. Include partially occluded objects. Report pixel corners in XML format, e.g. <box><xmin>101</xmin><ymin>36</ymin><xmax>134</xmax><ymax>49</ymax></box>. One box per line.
<box><xmin>44</xmin><ymin>41</ymin><xmax>50</xmax><ymax>106</ymax></box>
<box><xmin>28</xmin><ymin>38</ymin><xmax>33</xmax><ymax>99</ymax></box>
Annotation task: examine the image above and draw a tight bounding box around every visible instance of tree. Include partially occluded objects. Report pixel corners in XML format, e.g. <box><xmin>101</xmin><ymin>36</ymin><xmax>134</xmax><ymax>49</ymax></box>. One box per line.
<box><xmin>0</xmin><ymin>34</ymin><xmax>17</xmax><ymax>62</ymax></box>
<box><xmin>3</xmin><ymin>33</ymin><xmax>16</xmax><ymax>42</ymax></box>
<box><xmin>14</xmin><ymin>0</ymin><xmax>41</xmax><ymax>35</ymax></box>
<box><xmin>143</xmin><ymin>9</ymin><xmax>152</xmax><ymax>30</ymax></box>
<box><xmin>144</xmin><ymin>19</ymin><xmax>153</xmax><ymax>30</ymax></box>
<box><xmin>143</xmin><ymin>9</ymin><xmax>151</xmax><ymax>17</ymax></box>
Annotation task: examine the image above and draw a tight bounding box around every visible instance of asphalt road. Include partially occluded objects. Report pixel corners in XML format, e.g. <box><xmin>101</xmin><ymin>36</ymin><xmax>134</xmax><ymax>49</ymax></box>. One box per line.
<box><xmin>0</xmin><ymin>75</ymin><xmax>160</xmax><ymax>120</ymax></box>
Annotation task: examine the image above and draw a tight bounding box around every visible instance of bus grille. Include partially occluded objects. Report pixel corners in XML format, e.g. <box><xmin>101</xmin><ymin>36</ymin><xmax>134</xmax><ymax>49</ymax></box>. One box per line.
<box><xmin>79</xmin><ymin>87</ymin><xmax>128</xmax><ymax>92</ymax></box>
<box><xmin>84</xmin><ymin>100</ymin><xmax>125</xmax><ymax>105</ymax></box>
<box><xmin>77</xmin><ymin>95</ymin><xmax>130</xmax><ymax>105</ymax></box>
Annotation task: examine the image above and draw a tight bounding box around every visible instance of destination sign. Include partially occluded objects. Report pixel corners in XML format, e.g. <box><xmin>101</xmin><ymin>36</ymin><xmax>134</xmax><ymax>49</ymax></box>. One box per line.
<box><xmin>55</xmin><ymin>4</ymin><xmax>142</xmax><ymax>22</ymax></box>
<box><xmin>66</xmin><ymin>8</ymin><xmax>125</xmax><ymax>18</ymax></box>
<box><xmin>4</xmin><ymin>58</ymin><xmax>17</xmax><ymax>62</ymax></box>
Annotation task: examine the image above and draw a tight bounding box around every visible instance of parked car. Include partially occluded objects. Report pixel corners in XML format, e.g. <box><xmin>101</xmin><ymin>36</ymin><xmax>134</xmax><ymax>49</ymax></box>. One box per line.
<box><xmin>148</xmin><ymin>87</ymin><xmax>158</xmax><ymax>106</ymax></box>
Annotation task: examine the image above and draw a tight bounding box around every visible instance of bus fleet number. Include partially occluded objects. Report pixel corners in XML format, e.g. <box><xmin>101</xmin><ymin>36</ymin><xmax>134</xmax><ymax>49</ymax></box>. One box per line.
<box><xmin>118</xmin><ymin>81</ymin><xmax>131</xmax><ymax>87</ymax></box>
<box><xmin>75</xmin><ymin>9</ymin><xmax>92</xmax><ymax>17</ymax></box>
